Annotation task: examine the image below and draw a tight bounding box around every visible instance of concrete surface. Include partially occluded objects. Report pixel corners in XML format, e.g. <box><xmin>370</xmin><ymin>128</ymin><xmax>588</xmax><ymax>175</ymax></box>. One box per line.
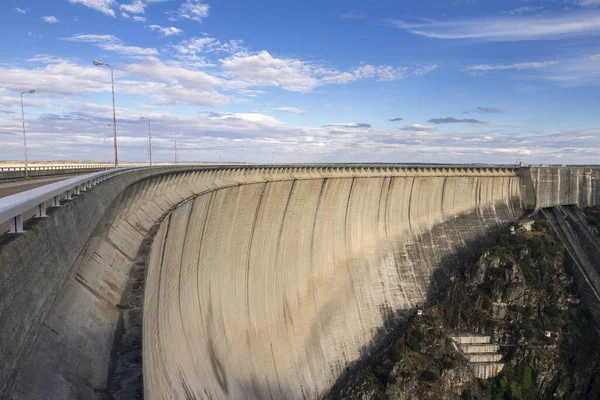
<box><xmin>0</xmin><ymin>165</ymin><xmax>598</xmax><ymax>400</ymax></box>
<box><xmin>452</xmin><ymin>335</ymin><xmax>504</xmax><ymax>379</ymax></box>
<box><xmin>143</xmin><ymin>171</ymin><xmax>523</xmax><ymax>399</ymax></box>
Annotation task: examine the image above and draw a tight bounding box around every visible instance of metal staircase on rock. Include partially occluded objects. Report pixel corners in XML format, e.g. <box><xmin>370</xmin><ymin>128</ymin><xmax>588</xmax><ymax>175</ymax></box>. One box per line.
<box><xmin>451</xmin><ymin>334</ymin><xmax>504</xmax><ymax>379</ymax></box>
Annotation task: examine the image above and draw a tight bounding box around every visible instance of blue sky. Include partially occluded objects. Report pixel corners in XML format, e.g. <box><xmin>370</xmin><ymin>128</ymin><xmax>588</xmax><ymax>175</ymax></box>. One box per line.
<box><xmin>1</xmin><ymin>0</ymin><xmax>599</xmax><ymax>164</ymax></box>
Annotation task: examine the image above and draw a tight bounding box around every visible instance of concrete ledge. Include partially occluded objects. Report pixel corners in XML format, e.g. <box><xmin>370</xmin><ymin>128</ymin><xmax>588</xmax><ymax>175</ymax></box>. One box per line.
<box><xmin>450</xmin><ymin>335</ymin><xmax>491</xmax><ymax>344</ymax></box>
<box><xmin>472</xmin><ymin>363</ymin><xmax>504</xmax><ymax>379</ymax></box>
<box><xmin>459</xmin><ymin>344</ymin><xmax>500</xmax><ymax>354</ymax></box>
<box><xmin>466</xmin><ymin>353</ymin><xmax>503</xmax><ymax>363</ymax></box>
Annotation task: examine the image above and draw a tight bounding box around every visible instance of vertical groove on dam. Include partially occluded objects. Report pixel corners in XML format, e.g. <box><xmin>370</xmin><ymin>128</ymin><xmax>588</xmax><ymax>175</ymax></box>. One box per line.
<box><xmin>143</xmin><ymin>175</ymin><xmax>524</xmax><ymax>399</ymax></box>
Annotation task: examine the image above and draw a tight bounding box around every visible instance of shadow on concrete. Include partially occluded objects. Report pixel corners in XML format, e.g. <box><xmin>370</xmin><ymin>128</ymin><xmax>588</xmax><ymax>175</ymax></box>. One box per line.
<box><xmin>324</xmin><ymin>202</ymin><xmax>520</xmax><ymax>399</ymax></box>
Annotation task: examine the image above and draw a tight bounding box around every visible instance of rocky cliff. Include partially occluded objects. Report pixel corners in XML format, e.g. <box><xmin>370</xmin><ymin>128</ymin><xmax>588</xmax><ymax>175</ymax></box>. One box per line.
<box><xmin>326</xmin><ymin>219</ymin><xmax>600</xmax><ymax>399</ymax></box>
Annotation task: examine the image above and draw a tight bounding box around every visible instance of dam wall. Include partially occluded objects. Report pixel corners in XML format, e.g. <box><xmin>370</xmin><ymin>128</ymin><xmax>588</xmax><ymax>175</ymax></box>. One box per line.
<box><xmin>1</xmin><ymin>164</ymin><xmax>599</xmax><ymax>399</ymax></box>
<box><xmin>524</xmin><ymin>167</ymin><xmax>600</xmax><ymax>210</ymax></box>
<box><xmin>0</xmin><ymin>166</ymin><xmax>207</xmax><ymax>399</ymax></box>
<box><xmin>143</xmin><ymin>172</ymin><xmax>523</xmax><ymax>399</ymax></box>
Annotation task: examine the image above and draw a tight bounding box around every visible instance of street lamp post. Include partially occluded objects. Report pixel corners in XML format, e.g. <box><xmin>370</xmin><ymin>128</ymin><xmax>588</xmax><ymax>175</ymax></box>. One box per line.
<box><xmin>140</xmin><ymin>117</ymin><xmax>152</xmax><ymax>166</ymax></box>
<box><xmin>170</xmin><ymin>133</ymin><xmax>178</xmax><ymax>165</ymax></box>
<box><xmin>20</xmin><ymin>89</ymin><xmax>35</xmax><ymax>178</ymax></box>
<box><xmin>103</xmin><ymin>124</ymin><xmax>112</xmax><ymax>166</ymax></box>
<box><xmin>93</xmin><ymin>60</ymin><xmax>118</xmax><ymax>168</ymax></box>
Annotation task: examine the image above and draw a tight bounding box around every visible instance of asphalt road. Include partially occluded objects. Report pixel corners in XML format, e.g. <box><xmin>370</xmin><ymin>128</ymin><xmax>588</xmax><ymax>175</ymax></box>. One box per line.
<box><xmin>0</xmin><ymin>175</ymin><xmax>85</xmax><ymax>233</ymax></box>
<box><xmin>0</xmin><ymin>175</ymin><xmax>78</xmax><ymax>199</ymax></box>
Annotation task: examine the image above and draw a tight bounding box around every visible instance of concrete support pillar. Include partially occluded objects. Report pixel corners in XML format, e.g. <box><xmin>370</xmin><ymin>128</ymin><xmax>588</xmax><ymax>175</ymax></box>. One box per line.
<box><xmin>10</xmin><ymin>214</ymin><xmax>24</xmax><ymax>233</ymax></box>
<box><xmin>75</xmin><ymin>185</ymin><xmax>81</xmax><ymax>195</ymax></box>
<box><xmin>65</xmin><ymin>190</ymin><xmax>72</xmax><ymax>200</ymax></box>
<box><xmin>52</xmin><ymin>195</ymin><xmax>60</xmax><ymax>207</ymax></box>
<box><xmin>36</xmin><ymin>203</ymin><xmax>47</xmax><ymax>217</ymax></box>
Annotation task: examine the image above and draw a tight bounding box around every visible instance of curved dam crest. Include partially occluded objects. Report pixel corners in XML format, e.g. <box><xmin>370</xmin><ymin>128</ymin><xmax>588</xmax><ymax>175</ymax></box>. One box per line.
<box><xmin>0</xmin><ymin>165</ymin><xmax>598</xmax><ymax>399</ymax></box>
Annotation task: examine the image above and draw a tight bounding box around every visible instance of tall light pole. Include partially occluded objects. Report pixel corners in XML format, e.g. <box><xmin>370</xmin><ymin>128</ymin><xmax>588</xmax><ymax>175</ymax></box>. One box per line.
<box><xmin>93</xmin><ymin>60</ymin><xmax>118</xmax><ymax>168</ymax></box>
<box><xmin>20</xmin><ymin>89</ymin><xmax>35</xmax><ymax>178</ymax></box>
<box><xmin>103</xmin><ymin>124</ymin><xmax>112</xmax><ymax>166</ymax></box>
<box><xmin>140</xmin><ymin>117</ymin><xmax>152</xmax><ymax>166</ymax></box>
<box><xmin>170</xmin><ymin>133</ymin><xmax>178</xmax><ymax>165</ymax></box>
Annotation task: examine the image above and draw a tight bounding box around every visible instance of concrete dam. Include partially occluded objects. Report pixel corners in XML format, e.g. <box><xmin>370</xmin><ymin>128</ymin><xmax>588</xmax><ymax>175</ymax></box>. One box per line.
<box><xmin>0</xmin><ymin>165</ymin><xmax>599</xmax><ymax>399</ymax></box>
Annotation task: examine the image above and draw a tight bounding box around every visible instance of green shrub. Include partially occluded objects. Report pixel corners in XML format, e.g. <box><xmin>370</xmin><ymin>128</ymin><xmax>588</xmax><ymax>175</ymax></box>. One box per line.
<box><xmin>462</xmin><ymin>389</ymin><xmax>473</xmax><ymax>400</ymax></box>
<box><xmin>509</xmin><ymin>381</ymin><xmax>522</xmax><ymax>398</ymax></box>
<box><xmin>529</xmin><ymin>236</ymin><xmax>546</xmax><ymax>260</ymax></box>
<box><xmin>390</xmin><ymin>344</ymin><xmax>403</xmax><ymax>362</ymax></box>
<box><xmin>419</xmin><ymin>370</ymin><xmax>438</xmax><ymax>382</ymax></box>
<box><xmin>533</xmin><ymin>218</ymin><xmax>550</xmax><ymax>232</ymax></box>
<box><xmin>407</xmin><ymin>336</ymin><xmax>421</xmax><ymax>352</ymax></box>
<box><xmin>521</xmin><ymin>366</ymin><xmax>534</xmax><ymax>390</ymax></box>
<box><xmin>441</xmin><ymin>357</ymin><xmax>455</xmax><ymax>370</ymax></box>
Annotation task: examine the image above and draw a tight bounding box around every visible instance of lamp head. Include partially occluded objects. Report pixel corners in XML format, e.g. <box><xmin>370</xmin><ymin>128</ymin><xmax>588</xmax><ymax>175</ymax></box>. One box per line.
<box><xmin>93</xmin><ymin>60</ymin><xmax>104</xmax><ymax>66</ymax></box>
<box><xmin>27</xmin><ymin>89</ymin><xmax>35</xmax><ymax>94</ymax></box>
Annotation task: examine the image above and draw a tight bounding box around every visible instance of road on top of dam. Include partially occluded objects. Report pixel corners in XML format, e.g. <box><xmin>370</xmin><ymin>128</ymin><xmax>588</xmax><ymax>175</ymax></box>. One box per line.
<box><xmin>0</xmin><ymin>174</ymin><xmax>82</xmax><ymax>199</ymax></box>
<box><xmin>0</xmin><ymin>174</ymin><xmax>87</xmax><ymax>233</ymax></box>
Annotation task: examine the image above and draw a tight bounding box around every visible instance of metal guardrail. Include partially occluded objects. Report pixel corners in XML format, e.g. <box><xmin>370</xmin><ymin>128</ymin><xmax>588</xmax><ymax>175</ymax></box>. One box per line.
<box><xmin>0</xmin><ymin>164</ymin><xmax>109</xmax><ymax>172</ymax></box>
<box><xmin>0</xmin><ymin>168</ymin><xmax>131</xmax><ymax>233</ymax></box>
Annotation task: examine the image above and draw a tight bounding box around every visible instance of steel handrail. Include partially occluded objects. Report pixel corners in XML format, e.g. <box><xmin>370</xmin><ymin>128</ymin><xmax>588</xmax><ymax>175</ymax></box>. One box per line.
<box><xmin>0</xmin><ymin>168</ymin><xmax>130</xmax><ymax>233</ymax></box>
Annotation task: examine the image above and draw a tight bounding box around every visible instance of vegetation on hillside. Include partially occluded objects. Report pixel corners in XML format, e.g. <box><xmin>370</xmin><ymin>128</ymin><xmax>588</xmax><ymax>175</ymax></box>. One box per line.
<box><xmin>583</xmin><ymin>206</ymin><xmax>600</xmax><ymax>232</ymax></box>
<box><xmin>326</xmin><ymin>219</ymin><xmax>600</xmax><ymax>399</ymax></box>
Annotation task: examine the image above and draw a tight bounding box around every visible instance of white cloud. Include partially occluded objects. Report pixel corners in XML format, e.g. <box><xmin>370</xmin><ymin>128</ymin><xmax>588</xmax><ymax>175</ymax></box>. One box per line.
<box><xmin>502</xmin><ymin>6</ymin><xmax>543</xmax><ymax>16</ymax></box>
<box><xmin>121</xmin><ymin>12</ymin><xmax>130</xmax><ymax>18</ymax></box>
<box><xmin>466</xmin><ymin>61</ymin><xmax>557</xmax><ymax>72</ymax></box>
<box><xmin>120</xmin><ymin>0</ymin><xmax>145</xmax><ymax>14</ymax></box>
<box><xmin>578</xmin><ymin>0</ymin><xmax>600</xmax><ymax>6</ymax></box>
<box><xmin>15</xmin><ymin>8</ymin><xmax>26</xmax><ymax>13</ymax></box>
<box><xmin>178</xmin><ymin>0</ymin><xmax>209</xmax><ymax>23</ymax></box>
<box><xmin>413</xmin><ymin>65</ymin><xmax>439</xmax><ymax>75</ymax></box>
<box><xmin>0</xmin><ymin>61</ymin><xmax>111</xmax><ymax>96</ymax></box>
<box><xmin>0</xmin><ymin>90</ymin><xmax>598</xmax><ymax>164</ymax></box>
<box><xmin>221</xmin><ymin>51</ymin><xmax>319</xmax><ymax>92</ymax></box>
<box><xmin>28</xmin><ymin>54</ymin><xmax>74</xmax><ymax>64</ymax></box>
<box><xmin>0</xmin><ymin>57</ymin><xmax>232</xmax><ymax>107</ymax></box>
<box><xmin>170</xmin><ymin>37</ymin><xmax>245</xmax><ymax>66</ymax></box>
<box><xmin>64</xmin><ymin>34</ymin><xmax>159</xmax><ymax>56</ymax></box>
<box><xmin>208</xmin><ymin>112</ymin><xmax>282</xmax><ymax>126</ymax></box>
<box><xmin>274</xmin><ymin>107</ymin><xmax>306</xmax><ymax>114</ymax></box>
<box><xmin>42</xmin><ymin>16</ymin><xmax>59</xmax><ymax>23</ymax></box>
<box><xmin>133</xmin><ymin>16</ymin><xmax>146</xmax><ymax>22</ymax></box>
<box><xmin>68</xmin><ymin>0</ymin><xmax>117</xmax><ymax>17</ymax></box>
<box><xmin>322</xmin><ymin>122</ymin><xmax>372</xmax><ymax>129</ymax></box>
<box><xmin>149</xmin><ymin>25</ymin><xmax>183</xmax><ymax>36</ymax></box>
<box><xmin>124</xmin><ymin>56</ymin><xmax>222</xmax><ymax>88</ymax></box>
<box><xmin>399</xmin><ymin>124</ymin><xmax>436</xmax><ymax>132</ymax></box>
<box><xmin>466</xmin><ymin>54</ymin><xmax>600</xmax><ymax>84</ymax></box>
<box><xmin>390</xmin><ymin>12</ymin><xmax>600</xmax><ymax>41</ymax></box>
<box><xmin>221</xmin><ymin>51</ymin><xmax>416</xmax><ymax>92</ymax></box>
<box><xmin>321</xmin><ymin>64</ymin><xmax>410</xmax><ymax>83</ymax></box>
<box><xmin>543</xmin><ymin>53</ymin><xmax>600</xmax><ymax>83</ymax></box>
